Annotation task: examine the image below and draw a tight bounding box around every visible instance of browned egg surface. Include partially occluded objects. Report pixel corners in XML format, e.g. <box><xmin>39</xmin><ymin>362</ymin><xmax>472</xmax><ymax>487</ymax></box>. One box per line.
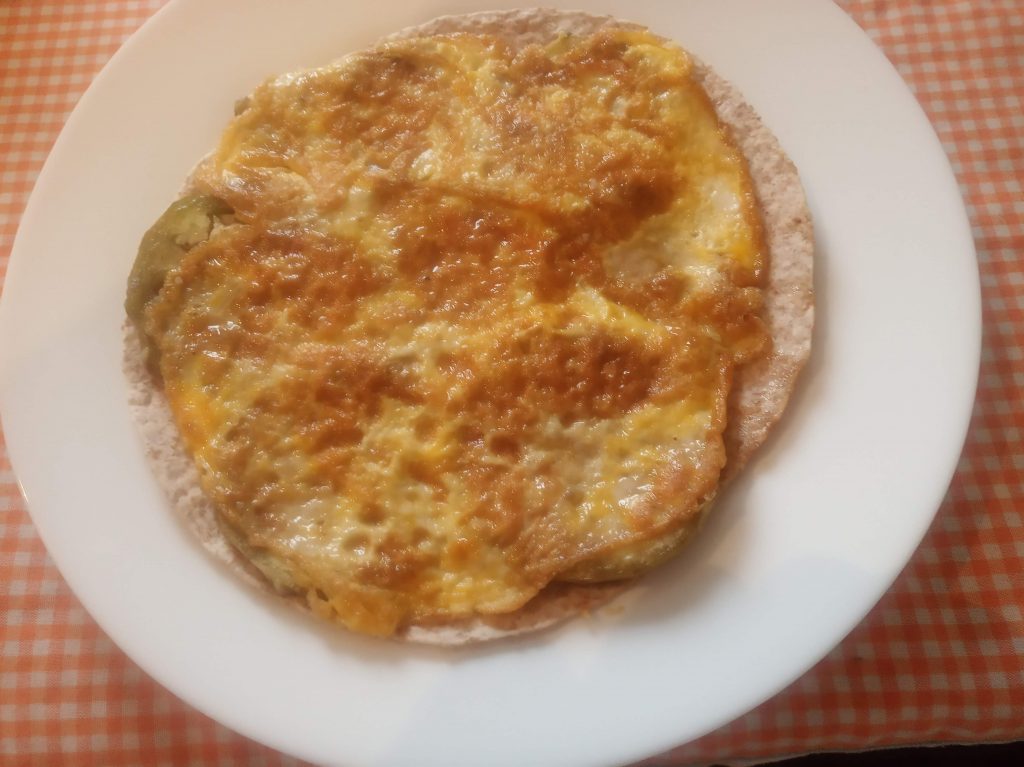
<box><xmin>143</xmin><ymin>28</ymin><xmax>767</xmax><ymax>635</ymax></box>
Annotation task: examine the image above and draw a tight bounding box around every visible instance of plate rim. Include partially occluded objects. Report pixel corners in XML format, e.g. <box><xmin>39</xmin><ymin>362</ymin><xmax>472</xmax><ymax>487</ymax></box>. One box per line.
<box><xmin>0</xmin><ymin>1</ymin><xmax>981</xmax><ymax>765</ymax></box>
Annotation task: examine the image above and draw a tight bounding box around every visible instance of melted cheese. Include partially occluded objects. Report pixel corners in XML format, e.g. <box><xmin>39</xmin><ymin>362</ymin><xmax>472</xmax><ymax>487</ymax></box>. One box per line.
<box><xmin>145</xmin><ymin>28</ymin><xmax>768</xmax><ymax>635</ymax></box>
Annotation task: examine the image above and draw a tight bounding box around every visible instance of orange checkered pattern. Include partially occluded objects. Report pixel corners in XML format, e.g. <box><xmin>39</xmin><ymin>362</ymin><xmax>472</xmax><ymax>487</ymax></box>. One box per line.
<box><xmin>1</xmin><ymin>1</ymin><xmax>1021</xmax><ymax>764</ymax></box>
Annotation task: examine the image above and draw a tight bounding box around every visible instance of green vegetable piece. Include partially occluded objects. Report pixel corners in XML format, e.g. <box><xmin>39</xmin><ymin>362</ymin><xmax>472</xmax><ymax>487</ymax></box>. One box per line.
<box><xmin>125</xmin><ymin>194</ymin><xmax>232</xmax><ymax>365</ymax></box>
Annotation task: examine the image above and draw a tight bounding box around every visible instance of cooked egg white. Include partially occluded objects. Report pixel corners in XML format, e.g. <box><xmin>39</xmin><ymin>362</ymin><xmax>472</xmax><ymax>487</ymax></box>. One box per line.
<box><xmin>143</xmin><ymin>28</ymin><xmax>767</xmax><ymax>635</ymax></box>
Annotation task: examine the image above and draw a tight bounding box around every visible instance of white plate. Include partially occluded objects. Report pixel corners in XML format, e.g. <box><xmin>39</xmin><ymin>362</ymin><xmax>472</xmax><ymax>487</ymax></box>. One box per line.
<box><xmin>0</xmin><ymin>1</ymin><xmax>979</xmax><ymax>765</ymax></box>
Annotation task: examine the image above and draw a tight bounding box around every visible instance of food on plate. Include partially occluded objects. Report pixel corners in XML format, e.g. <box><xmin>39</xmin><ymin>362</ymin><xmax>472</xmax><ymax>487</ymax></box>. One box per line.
<box><xmin>124</xmin><ymin>9</ymin><xmax>814</xmax><ymax>643</ymax></box>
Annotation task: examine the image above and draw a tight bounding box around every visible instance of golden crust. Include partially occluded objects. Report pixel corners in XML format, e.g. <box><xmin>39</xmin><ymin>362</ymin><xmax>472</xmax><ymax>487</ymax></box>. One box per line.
<box><xmin>125</xmin><ymin>9</ymin><xmax>813</xmax><ymax>644</ymax></box>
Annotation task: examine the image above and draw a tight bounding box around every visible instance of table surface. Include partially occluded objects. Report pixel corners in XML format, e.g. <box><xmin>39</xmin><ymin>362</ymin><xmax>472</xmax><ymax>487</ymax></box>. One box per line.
<box><xmin>1</xmin><ymin>1</ymin><xmax>1022</xmax><ymax>765</ymax></box>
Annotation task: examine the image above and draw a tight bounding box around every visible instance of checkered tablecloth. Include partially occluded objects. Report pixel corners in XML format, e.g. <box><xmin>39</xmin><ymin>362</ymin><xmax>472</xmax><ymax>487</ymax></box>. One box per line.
<box><xmin>1</xmin><ymin>1</ymin><xmax>1022</xmax><ymax>764</ymax></box>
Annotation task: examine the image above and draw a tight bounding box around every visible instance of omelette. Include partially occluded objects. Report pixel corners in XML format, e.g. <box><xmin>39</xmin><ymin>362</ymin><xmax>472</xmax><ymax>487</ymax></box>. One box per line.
<box><xmin>124</xmin><ymin>10</ymin><xmax>813</xmax><ymax>642</ymax></box>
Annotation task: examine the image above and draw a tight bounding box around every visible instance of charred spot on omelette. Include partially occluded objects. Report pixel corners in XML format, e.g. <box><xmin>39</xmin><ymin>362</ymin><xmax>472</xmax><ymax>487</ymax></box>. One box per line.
<box><xmin>129</xmin><ymin>28</ymin><xmax>769</xmax><ymax>636</ymax></box>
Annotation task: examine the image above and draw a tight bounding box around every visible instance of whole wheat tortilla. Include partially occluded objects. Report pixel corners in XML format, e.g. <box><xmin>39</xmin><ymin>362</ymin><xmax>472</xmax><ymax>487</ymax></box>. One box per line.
<box><xmin>124</xmin><ymin>9</ymin><xmax>813</xmax><ymax>645</ymax></box>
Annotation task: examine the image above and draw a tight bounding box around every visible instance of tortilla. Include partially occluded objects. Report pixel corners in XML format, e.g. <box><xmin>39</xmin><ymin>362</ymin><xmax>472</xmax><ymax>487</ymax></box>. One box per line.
<box><xmin>124</xmin><ymin>9</ymin><xmax>813</xmax><ymax>645</ymax></box>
